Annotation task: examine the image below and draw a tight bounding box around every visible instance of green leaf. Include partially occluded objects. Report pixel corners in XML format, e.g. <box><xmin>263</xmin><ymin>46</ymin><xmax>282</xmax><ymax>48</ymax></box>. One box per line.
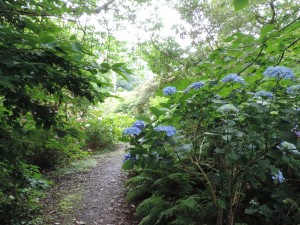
<box><xmin>216</xmin><ymin>199</ymin><xmax>227</xmax><ymax>209</ymax></box>
<box><xmin>99</xmin><ymin>63</ymin><xmax>111</xmax><ymax>73</ymax></box>
<box><xmin>233</xmin><ymin>0</ymin><xmax>249</xmax><ymax>11</ymax></box>
<box><xmin>119</xmin><ymin>136</ymin><xmax>130</xmax><ymax>142</ymax></box>
<box><xmin>149</xmin><ymin>107</ymin><xmax>165</xmax><ymax>117</ymax></box>
<box><xmin>111</xmin><ymin>63</ymin><xmax>125</xmax><ymax>68</ymax></box>
<box><xmin>72</xmin><ymin>42</ymin><xmax>93</xmax><ymax>55</ymax></box>
<box><xmin>260</xmin><ymin>24</ymin><xmax>275</xmax><ymax>38</ymax></box>
<box><xmin>174</xmin><ymin>143</ymin><xmax>193</xmax><ymax>152</ymax></box>
<box><xmin>122</xmin><ymin>160</ymin><xmax>134</xmax><ymax>170</ymax></box>
<box><xmin>55</xmin><ymin>46</ymin><xmax>67</xmax><ymax>54</ymax></box>
<box><xmin>135</xmin><ymin>116</ymin><xmax>151</xmax><ymax>122</ymax></box>
<box><xmin>245</xmin><ymin>207</ymin><xmax>258</xmax><ymax>214</ymax></box>
<box><xmin>0</xmin><ymin>0</ymin><xmax>7</xmax><ymax>8</ymax></box>
<box><xmin>182</xmin><ymin>196</ymin><xmax>198</xmax><ymax>208</ymax></box>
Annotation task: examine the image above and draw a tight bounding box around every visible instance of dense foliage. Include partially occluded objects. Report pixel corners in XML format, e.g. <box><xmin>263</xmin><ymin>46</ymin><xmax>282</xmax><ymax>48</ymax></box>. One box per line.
<box><xmin>123</xmin><ymin>67</ymin><xmax>300</xmax><ymax>224</ymax></box>
<box><xmin>122</xmin><ymin>1</ymin><xmax>300</xmax><ymax>225</ymax></box>
<box><xmin>0</xmin><ymin>0</ymin><xmax>133</xmax><ymax>223</ymax></box>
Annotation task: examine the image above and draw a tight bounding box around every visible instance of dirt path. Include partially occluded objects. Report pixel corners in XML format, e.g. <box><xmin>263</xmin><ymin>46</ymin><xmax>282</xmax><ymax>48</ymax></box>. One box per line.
<box><xmin>42</xmin><ymin>144</ymin><xmax>138</xmax><ymax>225</ymax></box>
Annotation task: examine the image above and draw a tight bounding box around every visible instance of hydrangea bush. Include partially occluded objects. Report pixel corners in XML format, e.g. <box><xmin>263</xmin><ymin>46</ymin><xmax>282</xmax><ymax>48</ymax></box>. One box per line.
<box><xmin>122</xmin><ymin>66</ymin><xmax>300</xmax><ymax>225</ymax></box>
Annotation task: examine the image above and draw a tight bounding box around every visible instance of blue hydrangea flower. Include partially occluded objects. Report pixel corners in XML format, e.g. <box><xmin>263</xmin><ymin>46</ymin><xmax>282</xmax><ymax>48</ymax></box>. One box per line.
<box><xmin>123</xmin><ymin>153</ymin><xmax>132</xmax><ymax>161</ymax></box>
<box><xmin>123</xmin><ymin>127</ymin><xmax>141</xmax><ymax>135</ymax></box>
<box><xmin>184</xmin><ymin>81</ymin><xmax>205</xmax><ymax>93</ymax></box>
<box><xmin>123</xmin><ymin>153</ymin><xmax>137</xmax><ymax>162</ymax></box>
<box><xmin>287</xmin><ymin>84</ymin><xmax>300</xmax><ymax>95</ymax></box>
<box><xmin>295</xmin><ymin>131</ymin><xmax>300</xmax><ymax>138</ymax></box>
<box><xmin>272</xmin><ymin>170</ymin><xmax>285</xmax><ymax>183</ymax></box>
<box><xmin>263</xmin><ymin>66</ymin><xmax>295</xmax><ymax>80</ymax></box>
<box><xmin>133</xmin><ymin>120</ymin><xmax>146</xmax><ymax>130</ymax></box>
<box><xmin>221</xmin><ymin>74</ymin><xmax>245</xmax><ymax>84</ymax></box>
<box><xmin>191</xmin><ymin>81</ymin><xmax>205</xmax><ymax>89</ymax></box>
<box><xmin>163</xmin><ymin>86</ymin><xmax>177</xmax><ymax>95</ymax></box>
<box><xmin>154</xmin><ymin>125</ymin><xmax>176</xmax><ymax>136</ymax></box>
<box><xmin>255</xmin><ymin>90</ymin><xmax>273</xmax><ymax>99</ymax></box>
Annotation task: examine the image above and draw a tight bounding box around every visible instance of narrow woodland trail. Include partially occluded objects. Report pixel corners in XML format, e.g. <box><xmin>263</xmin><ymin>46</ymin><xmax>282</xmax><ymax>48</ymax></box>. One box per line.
<box><xmin>42</xmin><ymin>144</ymin><xmax>138</xmax><ymax>225</ymax></box>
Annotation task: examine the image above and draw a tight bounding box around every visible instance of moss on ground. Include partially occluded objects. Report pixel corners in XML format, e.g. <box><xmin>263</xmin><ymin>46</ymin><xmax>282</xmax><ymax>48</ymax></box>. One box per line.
<box><xmin>58</xmin><ymin>190</ymin><xmax>84</xmax><ymax>213</ymax></box>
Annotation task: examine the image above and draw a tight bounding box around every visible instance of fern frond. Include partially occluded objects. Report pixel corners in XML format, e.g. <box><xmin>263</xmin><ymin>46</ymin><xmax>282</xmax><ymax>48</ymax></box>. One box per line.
<box><xmin>156</xmin><ymin>205</ymin><xmax>177</xmax><ymax>223</ymax></box>
<box><xmin>135</xmin><ymin>195</ymin><xmax>171</xmax><ymax>225</ymax></box>
<box><xmin>126</xmin><ymin>187</ymin><xmax>151</xmax><ymax>202</ymax></box>
<box><xmin>169</xmin><ymin>216</ymin><xmax>194</xmax><ymax>225</ymax></box>
<box><xmin>125</xmin><ymin>175</ymin><xmax>155</xmax><ymax>187</ymax></box>
<box><xmin>152</xmin><ymin>172</ymin><xmax>194</xmax><ymax>198</ymax></box>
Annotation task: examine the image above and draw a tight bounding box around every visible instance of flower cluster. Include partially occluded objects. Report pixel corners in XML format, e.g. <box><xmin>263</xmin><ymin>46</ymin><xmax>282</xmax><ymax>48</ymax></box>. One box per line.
<box><xmin>221</xmin><ymin>74</ymin><xmax>245</xmax><ymax>84</ymax></box>
<box><xmin>287</xmin><ymin>84</ymin><xmax>300</xmax><ymax>95</ymax></box>
<box><xmin>133</xmin><ymin>120</ymin><xmax>146</xmax><ymax>130</ymax></box>
<box><xmin>263</xmin><ymin>66</ymin><xmax>295</xmax><ymax>80</ymax></box>
<box><xmin>154</xmin><ymin>125</ymin><xmax>176</xmax><ymax>137</ymax></box>
<box><xmin>163</xmin><ymin>86</ymin><xmax>177</xmax><ymax>95</ymax></box>
<box><xmin>191</xmin><ymin>81</ymin><xmax>205</xmax><ymax>89</ymax></box>
<box><xmin>272</xmin><ymin>170</ymin><xmax>285</xmax><ymax>183</ymax></box>
<box><xmin>217</xmin><ymin>104</ymin><xmax>239</xmax><ymax>114</ymax></box>
<box><xmin>123</xmin><ymin>153</ymin><xmax>137</xmax><ymax>162</ymax></box>
<box><xmin>123</xmin><ymin>127</ymin><xmax>142</xmax><ymax>136</ymax></box>
<box><xmin>254</xmin><ymin>90</ymin><xmax>273</xmax><ymax>99</ymax></box>
<box><xmin>184</xmin><ymin>81</ymin><xmax>205</xmax><ymax>93</ymax></box>
<box><xmin>123</xmin><ymin>120</ymin><xmax>146</xmax><ymax>136</ymax></box>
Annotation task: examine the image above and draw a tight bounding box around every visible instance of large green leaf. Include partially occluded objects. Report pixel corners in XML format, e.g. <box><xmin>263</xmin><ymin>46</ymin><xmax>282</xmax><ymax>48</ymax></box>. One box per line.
<box><xmin>233</xmin><ymin>0</ymin><xmax>249</xmax><ymax>11</ymax></box>
<box><xmin>149</xmin><ymin>107</ymin><xmax>165</xmax><ymax>116</ymax></box>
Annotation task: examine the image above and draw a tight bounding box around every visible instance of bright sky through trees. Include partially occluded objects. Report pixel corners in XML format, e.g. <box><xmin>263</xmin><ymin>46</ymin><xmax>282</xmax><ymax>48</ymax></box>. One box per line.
<box><xmin>80</xmin><ymin>0</ymin><xmax>192</xmax><ymax>48</ymax></box>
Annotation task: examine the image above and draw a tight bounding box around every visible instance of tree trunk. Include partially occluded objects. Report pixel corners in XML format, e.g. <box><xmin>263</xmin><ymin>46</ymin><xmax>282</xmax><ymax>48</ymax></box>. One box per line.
<box><xmin>228</xmin><ymin>204</ymin><xmax>235</xmax><ymax>225</ymax></box>
<box><xmin>216</xmin><ymin>207</ymin><xmax>223</xmax><ymax>225</ymax></box>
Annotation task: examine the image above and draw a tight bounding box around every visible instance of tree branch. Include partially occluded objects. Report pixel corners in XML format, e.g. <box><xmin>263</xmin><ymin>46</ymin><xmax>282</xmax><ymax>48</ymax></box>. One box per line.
<box><xmin>237</xmin><ymin>45</ymin><xmax>265</xmax><ymax>75</ymax></box>
<box><xmin>277</xmin><ymin>37</ymin><xmax>300</xmax><ymax>65</ymax></box>
<box><xmin>269</xmin><ymin>1</ymin><xmax>276</xmax><ymax>24</ymax></box>
<box><xmin>0</xmin><ymin>9</ymin><xmax>76</xmax><ymax>22</ymax></box>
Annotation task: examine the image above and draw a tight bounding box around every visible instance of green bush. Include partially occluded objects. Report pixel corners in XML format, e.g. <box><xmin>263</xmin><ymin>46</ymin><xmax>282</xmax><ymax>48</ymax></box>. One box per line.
<box><xmin>122</xmin><ymin>67</ymin><xmax>300</xmax><ymax>225</ymax></box>
<box><xmin>0</xmin><ymin>161</ymin><xmax>50</xmax><ymax>224</ymax></box>
<box><xmin>115</xmin><ymin>78</ymin><xmax>159</xmax><ymax>115</ymax></box>
<box><xmin>82</xmin><ymin>110</ymin><xmax>134</xmax><ymax>150</ymax></box>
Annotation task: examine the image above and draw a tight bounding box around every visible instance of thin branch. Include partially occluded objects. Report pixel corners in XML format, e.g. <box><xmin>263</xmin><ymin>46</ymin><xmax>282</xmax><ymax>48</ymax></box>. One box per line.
<box><xmin>193</xmin><ymin>160</ymin><xmax>217</xmax><ymax>204</ymax></box>
<box><xmin>237</xmin><ymin>16</ymin><xmax>300</xmax><ymax>75</ymax></box>
<box><xmin>277</xmin><ymin>37</ymin><xmax>300</xmax><ymax>65</ymax></box>
<box><xmin>237</xmin><ymin>45</ymin><xmax>265</xmax><ymax>75</ymax></box>
<box><xmin>269</xmin><ymin>1</ymin><xmax>276</xmax><ymax>24</ymax></box>
<box><xmin>94</xmin><ymin>0</ymin><xmax>116</xmax><ymax>14</ymax></box>
<box><xmin>279</xmin><ymin>16</ymin><xmax>300</xmax><ymax>33</ymax></box>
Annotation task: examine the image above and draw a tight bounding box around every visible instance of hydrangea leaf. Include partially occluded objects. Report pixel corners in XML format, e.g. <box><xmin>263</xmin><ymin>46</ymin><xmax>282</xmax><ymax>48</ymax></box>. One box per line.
<box><xmin>233</xmin><ymin>0</ymin><xmax>249</xmax><ymax>11</ymax></box>
<box><xmin>174</xmin><ymin>143</ymin><xmax>193</xmax><ymax>153</ymax></box>
<box><xmin>149</xmin><ymin>107</ymin><xmax>165</xmax><ymax>116</ymax></box>
<box><xmin>122</xmin><ymin>160</ymin><xmax>134</xmax><ymax>170</ymax></box>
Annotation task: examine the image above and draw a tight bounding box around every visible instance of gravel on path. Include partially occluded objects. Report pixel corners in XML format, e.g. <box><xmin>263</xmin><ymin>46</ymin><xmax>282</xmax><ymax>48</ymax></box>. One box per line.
<box><xmin>42</xmin><ymin>144</ymin><xmax>138</xmax><ymax>225</ymax></box>
<box><xmin>75</xmin><ymin>147</ymin><xmax>138</xmax><ymax>225</ymax></box>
